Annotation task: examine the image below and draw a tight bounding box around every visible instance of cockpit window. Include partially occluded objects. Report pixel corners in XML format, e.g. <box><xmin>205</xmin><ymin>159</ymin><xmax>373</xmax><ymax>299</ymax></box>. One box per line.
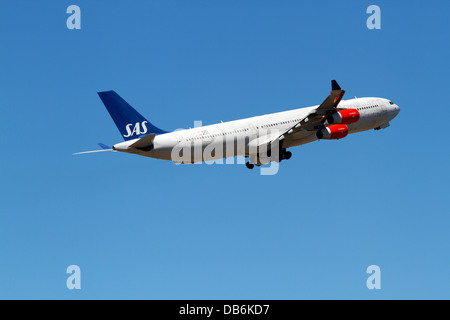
<box><xmin>389</xmin><ymin>101</ymin><xmax>394</xmax><ymax>105</ymax></box>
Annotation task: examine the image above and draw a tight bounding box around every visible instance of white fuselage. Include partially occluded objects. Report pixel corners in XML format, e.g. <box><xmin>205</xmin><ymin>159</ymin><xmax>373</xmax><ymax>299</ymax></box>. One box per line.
<box><xmin>113</xmin><ymin>97</ymin><xmax>400</xmax><ymax>163</ymax></box>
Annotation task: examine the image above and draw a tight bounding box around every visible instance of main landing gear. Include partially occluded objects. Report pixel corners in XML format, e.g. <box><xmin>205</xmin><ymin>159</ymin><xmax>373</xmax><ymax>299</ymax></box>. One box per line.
<box><xmin>245</xmin><ymin>149</ymin><xmax>292</xmax><ymax>169</ymax></box>
<box><xmin>282</xmin><ymin>151</ymin><xmax>292</xmax><ymax>160</ymax></box>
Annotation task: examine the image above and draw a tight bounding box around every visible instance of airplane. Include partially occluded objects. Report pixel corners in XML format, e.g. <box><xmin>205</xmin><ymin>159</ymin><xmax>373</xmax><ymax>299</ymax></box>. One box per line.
<box><xmin>75</xmin><ymin>80</ymin><xmax>400</xmax><ymax>169</ymax></box>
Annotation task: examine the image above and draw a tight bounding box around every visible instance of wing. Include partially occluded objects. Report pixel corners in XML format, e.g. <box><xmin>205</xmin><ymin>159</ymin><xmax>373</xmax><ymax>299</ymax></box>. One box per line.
<box><xmin>267</xmin><ymin>80</ymin><xmax>345</xmax><ymax>146</ymax></box>
<box><xmin>315</xmin><ymin>80</ymin><xmax>345</xmax><ymax>115</ymax></box>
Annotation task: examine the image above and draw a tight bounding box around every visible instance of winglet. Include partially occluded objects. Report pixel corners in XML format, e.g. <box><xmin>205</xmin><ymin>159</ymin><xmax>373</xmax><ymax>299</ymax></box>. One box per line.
<box><xmin>331</xmin><ymin>80</ymin><xmax>341</xmax><ymax>91</ymax></box>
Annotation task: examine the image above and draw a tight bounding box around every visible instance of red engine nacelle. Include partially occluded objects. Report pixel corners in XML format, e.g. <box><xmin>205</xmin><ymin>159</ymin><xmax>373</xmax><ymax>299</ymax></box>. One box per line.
<box><xmin>327</xmin><ymin>108</ymin><xmax>360</xmax><ymax>124</ymax></box>
<box><xmin>316</xmin><ymin>124</ymin><xmax>348</xmax><ymax>140</ymax></box>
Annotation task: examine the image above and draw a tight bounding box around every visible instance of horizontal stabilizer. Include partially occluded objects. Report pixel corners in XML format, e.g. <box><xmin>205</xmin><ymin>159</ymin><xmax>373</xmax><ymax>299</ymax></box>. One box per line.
<box><xmin>73</xmin><ymin>149</ymin><xmax>114</xmax><ymax>155</ymax></box>
<box><xmin>98</xmin><ymin>143</ymin><xmax>111</xmax><ymax>150</ymax></box>
<box><xmin>129</xmin><ymin>133</ymin><xmax>156</xmax><ymax>149</ymax></box>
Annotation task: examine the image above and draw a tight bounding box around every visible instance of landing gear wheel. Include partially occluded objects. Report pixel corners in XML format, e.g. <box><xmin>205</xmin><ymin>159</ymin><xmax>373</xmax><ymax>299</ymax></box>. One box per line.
<box><xmin>246</xmin><ymin>162</ymin><xmax>255</xmax><ymax>170</ymax></box>
<box><xmin>284</xmin><ymin>151</ymin><xmax>292</xmax><ymax>160</ymax></box>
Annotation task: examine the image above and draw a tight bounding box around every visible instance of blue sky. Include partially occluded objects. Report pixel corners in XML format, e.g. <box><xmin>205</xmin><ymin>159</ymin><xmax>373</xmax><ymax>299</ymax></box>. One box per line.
<box><xmin>0</xmin><ymin>0</ymin><xmax>448</xmax><ymax>299</ymax></box>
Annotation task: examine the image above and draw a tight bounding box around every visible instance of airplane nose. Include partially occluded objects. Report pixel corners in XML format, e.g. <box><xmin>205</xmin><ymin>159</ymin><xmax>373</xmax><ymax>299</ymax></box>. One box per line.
<box><xmin>395</xmin><ymin>104</ymin><xmax>400</xmax><ymax>115</ymax></box>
